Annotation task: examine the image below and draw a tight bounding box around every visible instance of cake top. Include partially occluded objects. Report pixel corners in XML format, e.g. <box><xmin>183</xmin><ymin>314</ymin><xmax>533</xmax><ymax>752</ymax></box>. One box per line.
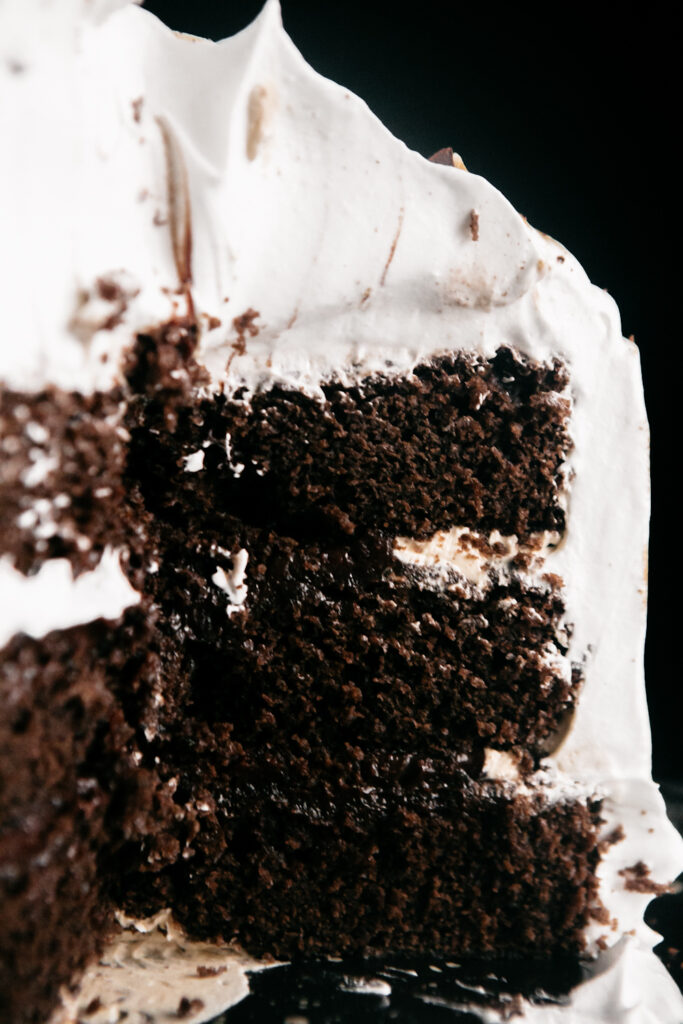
<box><xmin>0</xmin><ymin>0</ymin><xmax>617</xmax><ymax>396</ymax></box>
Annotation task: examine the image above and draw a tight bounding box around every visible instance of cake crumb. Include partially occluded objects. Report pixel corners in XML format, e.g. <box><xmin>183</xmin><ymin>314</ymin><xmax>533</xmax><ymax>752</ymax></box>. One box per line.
<box><xmin>232</xmin><ymin>308</ymin><xmax>260</xmax><ymax>354</ymax></box>
<box><xmin>69</xmin><ymin>273</ymin><xmax>138</xmax><ymax>343</ymax></box>
<box><xmin>598</xmin><ymin>824</ymin><xmax>625</xmax><ymax>853</ymax></box>
<box><xmin>196</xmin><ymin>964</ymin><xmax>227</xmax><ymax>977</ymax></box>
<box><xmin>225</xmin><ymin>309</ymin><xmax>261</xmax><ymax>371</ymax></box>
<box><xmin>469</xmin><ymin>209</ymin><xmax>480</xmax><ymax>241</ymax></box>
<box><xmin>132</xmin><ymin>97</ymin><xmax>144</xmax><ymax>123</ymax></box>
<box><xmin>591</xmin><ymin>905</ymin><xmax>611</xmax><ymax>925</ymax></box>
<box><xmin>84</xmin><ymin>997</ymin><xmax>102</xmax><ymax>1015</ymax></box>
<box><xmin>619</xmin><ymin>861</ymin><xmax>668</xmax><ymax>894</ymax></box>
<box><xmin>177</xmin><ymin>996</ymin><xmax>205</xmax><ymax>1018</ymax></box>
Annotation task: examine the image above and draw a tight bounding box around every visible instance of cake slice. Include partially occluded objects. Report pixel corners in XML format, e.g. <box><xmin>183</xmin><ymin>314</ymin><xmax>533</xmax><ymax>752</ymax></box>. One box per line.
<box><xmin>1</xmin><ymin>2</ymin><xmax>681</xmax><ymax>1022</ymax></box>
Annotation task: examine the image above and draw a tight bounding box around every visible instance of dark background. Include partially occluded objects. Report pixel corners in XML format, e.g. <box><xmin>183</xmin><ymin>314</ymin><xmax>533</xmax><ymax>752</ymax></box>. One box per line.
<box><xmin>143</xmin><ymin>1</ymin><xmax>680</xmax><ymax>781</ymax></box>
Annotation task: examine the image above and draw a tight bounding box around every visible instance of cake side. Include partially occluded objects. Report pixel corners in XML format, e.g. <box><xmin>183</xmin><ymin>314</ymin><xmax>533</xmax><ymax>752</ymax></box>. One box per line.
<box><xmin>0</xmin><ymin>611</ymin><xmax>167</xmax><ymax>1024</ymax></box>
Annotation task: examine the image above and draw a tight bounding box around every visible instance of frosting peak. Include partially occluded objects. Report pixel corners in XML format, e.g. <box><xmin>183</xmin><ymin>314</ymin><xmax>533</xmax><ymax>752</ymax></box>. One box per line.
<box><xmin>1</xmin><ymin>0</ymin><xmax>541</xmax><ymax>394</ymax></box>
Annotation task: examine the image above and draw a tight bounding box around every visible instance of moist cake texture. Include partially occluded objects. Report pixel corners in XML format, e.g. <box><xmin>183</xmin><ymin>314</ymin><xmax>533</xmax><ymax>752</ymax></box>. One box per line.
<box><xmin>115</xmin><ymin>326</ymin><xmax>596</xmax><ymax>959</ymax></box>
<box><xmin>1</xmin><ymin>2</ymin><xmax>682</xmax><ymax>1023</ymax></box>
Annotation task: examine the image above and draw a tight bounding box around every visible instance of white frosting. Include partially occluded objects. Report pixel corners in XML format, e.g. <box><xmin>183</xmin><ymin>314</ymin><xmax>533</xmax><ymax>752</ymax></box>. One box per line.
<box><xmin>211</xmin><ymin>548</ymin><xmax>249</xmax><ymax>613</ymax></box>
<box><xmin>2</xmin><ymin>0</ymin><xmax>544</xmax><ymax>397</ymax></box>
<box><xmin>183</xmin><ymin>449</ymin><xmax>205</xmax><ymax>473</ymax></box>
<box><xmin>393</xmin><ymin>527</ymin><xmax>560</xmax><ymax>586</ymax></box>
<box><xmin>475</xmin><ymin>938</ymin><xmax>683</xmax><ymax>1024</ymax></box>
<box><xmin>482</xmin><ymin>748</ymin><xmax>522</xmax><ymax>782</ymax></box>
<box><xmin>1</xmin><ymin>0</ymin><xmax>681</xmax><ymax>1017</ymax></box>
<box><xmin>0</xmin><ymin>548</ymin><xmax>140</xmax><ymax>647</ymax></box>
<box><xmin>51</xmin><ymin>911</ymin><xmax>273</xmax><ymax>1024</ymax></box>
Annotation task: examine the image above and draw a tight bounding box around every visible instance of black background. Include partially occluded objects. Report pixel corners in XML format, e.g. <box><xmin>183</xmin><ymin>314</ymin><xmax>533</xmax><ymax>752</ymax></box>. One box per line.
<box><xmin>143</xmin><ymin>1</ymin><xmax>680</xmax><ymax>781</ymax></box>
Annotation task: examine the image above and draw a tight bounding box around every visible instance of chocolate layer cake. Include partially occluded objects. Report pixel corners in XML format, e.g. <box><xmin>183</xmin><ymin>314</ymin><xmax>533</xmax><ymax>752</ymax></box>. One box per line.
<box><xmin>1</xmin><ymin>2</ymin><xmax>682</xmax><ymax>1023</ymax></box>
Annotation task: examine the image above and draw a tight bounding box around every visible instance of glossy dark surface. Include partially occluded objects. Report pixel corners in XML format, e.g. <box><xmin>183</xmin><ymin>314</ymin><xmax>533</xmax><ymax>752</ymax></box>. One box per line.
<box><xmin>213</xmin><ymin>955</ymin><xmax>584</xmax><ymax>1023</ymax></box>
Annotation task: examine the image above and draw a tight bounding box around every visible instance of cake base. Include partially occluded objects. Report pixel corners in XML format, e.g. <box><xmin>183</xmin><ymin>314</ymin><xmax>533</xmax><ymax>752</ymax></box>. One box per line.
<box><xmin>118</xmin><ymin>760</ymin><xmax>604</xmax><ymax>961</ymax></box>
<box><xmin>45</xmin><ymin>908</ymin><xmax>683</xmax><ymax>1024</ymax></box>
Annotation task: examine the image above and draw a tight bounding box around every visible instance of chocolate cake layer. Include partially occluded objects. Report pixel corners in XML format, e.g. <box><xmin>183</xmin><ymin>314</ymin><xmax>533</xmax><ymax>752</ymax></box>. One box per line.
<box><xmin>118</xmin><ymin>756</ymin><xmax>603</xmax><ymax>960</ymax></box>
<box><xmin>138</xmin><ymin>528</ymin><xmax>578</xmax><ymax>757</ymax></box>
<box><xmin>120</xmin><ymin>325</ymin><xmax>578</xmax><ymax>759</ymax></box>
<box><xmin>125</xmin><ymin>338</ymin><xmax>571</xmax><ymax>543</ymax></box>
<box><xmin>0</xmin><ymin>611</ymin><xmax>166</xmax><ymax>1024</ymax></box>
<box><xmin>0</xmin><ymin>387</ymin><xmax>130</xmax><ymax>576</ymax></box>
<box><xmin>0</xmin><ymin>323</ymin><xmax>587</xmax><ymax>1024</ymax></box>
<box><xmin>216</xmin><ymin>349</ymin><xmax>570</xmax><ymax>540</ymax></box>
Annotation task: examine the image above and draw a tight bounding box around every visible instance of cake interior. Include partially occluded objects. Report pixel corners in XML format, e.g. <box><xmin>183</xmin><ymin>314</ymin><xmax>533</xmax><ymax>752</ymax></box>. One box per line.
<box><xmin>0</xmin><ymin>322</ymin><xmax>605</xmax><ymax>1024</ymax></box>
